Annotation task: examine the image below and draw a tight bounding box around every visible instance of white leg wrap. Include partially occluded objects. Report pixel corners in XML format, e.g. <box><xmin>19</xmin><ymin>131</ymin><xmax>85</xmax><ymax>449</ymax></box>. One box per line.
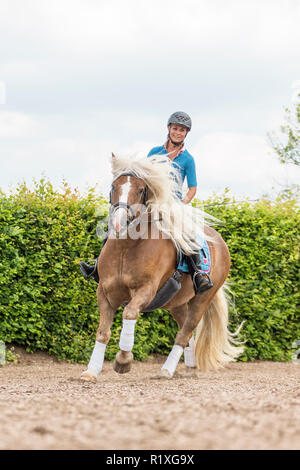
<box><xmin>184</xmin><ymin>336</ymin><xmax>196</xmax><ymax>367</ymax></box>
<box><xmin>87</xmin><ymin>341</ymin><xmax>107</xmax><ymax>376</ymax></box>
<box><xmin>119</xmin><ymin>319</ymin><xmax>137</xmax><ymax>351</ymax></box>
<box><xmin>161</xmin><ymin>345</ymin><xmax>183</xmax><ymax>377</ymax></box>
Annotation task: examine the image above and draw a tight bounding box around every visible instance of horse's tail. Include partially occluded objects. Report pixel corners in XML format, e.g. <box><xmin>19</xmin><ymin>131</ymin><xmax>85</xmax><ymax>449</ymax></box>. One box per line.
<box><xmin>194</xmin><ymin>283</ymin><xmax>245</xmax><ymax>372</ymax></box>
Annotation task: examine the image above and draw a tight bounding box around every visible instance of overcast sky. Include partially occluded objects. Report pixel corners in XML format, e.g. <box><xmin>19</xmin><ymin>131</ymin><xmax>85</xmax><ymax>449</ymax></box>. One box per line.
<box><xmin>0</xmin><ymin>0</ymin><xmax>299</xmax><ymax>200</ymax></box>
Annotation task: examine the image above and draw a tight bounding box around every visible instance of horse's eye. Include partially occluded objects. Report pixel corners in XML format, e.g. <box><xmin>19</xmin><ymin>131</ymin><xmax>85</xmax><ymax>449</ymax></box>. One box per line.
<box><xmin>138</xmin><ymin>188</ymin><xmax>144</xmax><ymax>195</ymax></box>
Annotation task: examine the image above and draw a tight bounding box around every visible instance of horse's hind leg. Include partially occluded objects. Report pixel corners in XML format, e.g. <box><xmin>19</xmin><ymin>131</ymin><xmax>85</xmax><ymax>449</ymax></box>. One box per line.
<box><xmin>159</xmin><ymin>290</ymin><xmax>217</xmax><ymax>378</ymax></box>
<box><xmin>168</xmin><ymin>304</ymin><xmax>197</xmax><ymax>377</ymax></box>
<box><xmin>81</xmin><ymin>284</ymin><xmax>115</xmax><ymax>382</ymax></box>
<box><xmin>156</xmin><ymin>304</ymin><xmax>196</xmax><ymax>379</ymax></box>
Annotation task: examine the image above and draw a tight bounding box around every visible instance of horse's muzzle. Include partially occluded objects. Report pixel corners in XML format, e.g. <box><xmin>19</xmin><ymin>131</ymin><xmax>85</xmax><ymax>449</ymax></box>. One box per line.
<box><xmin>111</xmin><ymin>206</ymin><xmax>134</xmax><ymax>236</ymax></box>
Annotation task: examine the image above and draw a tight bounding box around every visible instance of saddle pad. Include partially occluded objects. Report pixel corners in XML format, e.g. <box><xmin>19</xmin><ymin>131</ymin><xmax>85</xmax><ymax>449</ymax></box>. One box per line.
<box><xmin>177</xmin><ymin>235</ymin><xmax>211</xmax><ymax>274</ymax></box>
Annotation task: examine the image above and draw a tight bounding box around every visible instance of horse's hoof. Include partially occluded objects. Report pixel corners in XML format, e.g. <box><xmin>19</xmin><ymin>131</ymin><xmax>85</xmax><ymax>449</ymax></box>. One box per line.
<box><xmin>153</xmin><ymin>369</ymin><xmax>173</xmax><ymax>379</ymax></box>
<box><xmin>183</xmin><ymin>367</ymin><xmax>198</xmax><ymax>378</ymax></box>
<box><xmin>80</xmin><ymin>370</ymin><xmax>97</xmax><ymax>383</ymax></box>
<box><xmin>113</xmin><ymin>360</ymin><xmax>132</xmax><ymax>374</ymax></box>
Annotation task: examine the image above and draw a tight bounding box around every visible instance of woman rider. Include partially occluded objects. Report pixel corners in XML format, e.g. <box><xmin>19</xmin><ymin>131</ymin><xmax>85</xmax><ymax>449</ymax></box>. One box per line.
<box><xmin>147</xmin><ymin>111</ymin><xmax>197</xmax><ymax>202</ymax></box>
<box><xmin>147</xmin><ymin>111</ymin><xmax>211</xmax><ymax>293</ymax></box>
<box><xmin>80</xmin><ymin>111</ymin><xmax>212</xmax><ymax>294</ymax></box>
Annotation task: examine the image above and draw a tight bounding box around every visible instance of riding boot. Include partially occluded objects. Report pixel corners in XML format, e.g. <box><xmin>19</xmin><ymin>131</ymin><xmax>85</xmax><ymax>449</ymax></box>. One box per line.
<box><xmin>187</xmin><ymin>252</ymin><xmax>213</xmax><ymax>295</ymax></box>
<box><xmin>79</xmin><ymin>233</ymin><xmax>108</xmax><ymax>282</ymax></box>
<box><xmin>80</xmin><ymin>258</ymin><xmax>99</xmax><ymax>283</ymax></box>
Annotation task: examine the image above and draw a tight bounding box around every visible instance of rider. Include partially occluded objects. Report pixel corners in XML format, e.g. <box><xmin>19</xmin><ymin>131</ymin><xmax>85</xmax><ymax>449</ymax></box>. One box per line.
<box><xmin>147</xmin><ymin>111</ymin><xmax>196</xmax><ymax>203</ymax></box>
<box><xmin>147</xmin><ymin>111</ymin><xmax>212</xmax><ymax>294</ymax></box>
<box><xmin>80</xmin><ymin>111</ymin><xmax>212</xmax><ymax>294</ymax></box>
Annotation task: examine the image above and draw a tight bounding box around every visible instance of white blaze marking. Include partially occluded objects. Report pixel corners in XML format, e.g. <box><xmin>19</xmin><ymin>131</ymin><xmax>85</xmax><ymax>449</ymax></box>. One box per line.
<box><xmin>114</xmin><ymin>177</ymin><xmax>132</xmax><ymax>232</ymax></box>
<box><xmin>119</xmin><ymin>177</ymin><xmax>131</xmax><ymax>203</ymax></box>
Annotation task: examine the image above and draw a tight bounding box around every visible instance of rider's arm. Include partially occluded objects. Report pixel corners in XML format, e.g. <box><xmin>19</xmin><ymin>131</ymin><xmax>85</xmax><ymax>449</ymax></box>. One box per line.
<box><xmin>182</xmin><ymin>187</ymin><xmax>197</xmax><ymax>204</ymax></box>
<box><xmin>183</xmin><ymin>156</ymin><xmax>197</xmax><ymax>204</ymax></box>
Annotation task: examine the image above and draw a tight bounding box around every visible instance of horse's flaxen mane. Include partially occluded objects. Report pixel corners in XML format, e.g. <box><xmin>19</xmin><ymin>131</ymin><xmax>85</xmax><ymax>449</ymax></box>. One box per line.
<box><xmin>111</xmin><ymin>153</ymin><xmax>216</xmax><ymax>254</ymax></box>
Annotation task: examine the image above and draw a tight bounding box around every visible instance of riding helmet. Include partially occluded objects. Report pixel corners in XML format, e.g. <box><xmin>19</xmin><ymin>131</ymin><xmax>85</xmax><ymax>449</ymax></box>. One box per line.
<box><xmin>167</xmin><ymin>111</ymin><xmax>192</xmax><ymax>131</ymax></box>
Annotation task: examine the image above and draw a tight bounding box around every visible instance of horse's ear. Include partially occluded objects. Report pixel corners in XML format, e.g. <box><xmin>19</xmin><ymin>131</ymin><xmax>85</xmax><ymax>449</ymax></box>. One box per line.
<box><xmin>111</xmin><ymin>152</ymin><xmax>116</xmax><ymax>160</ymax></box>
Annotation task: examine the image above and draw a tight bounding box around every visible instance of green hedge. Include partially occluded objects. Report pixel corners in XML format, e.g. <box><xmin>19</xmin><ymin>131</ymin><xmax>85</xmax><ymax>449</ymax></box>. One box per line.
<box><xmin>197</xmin><ymin>190</ymin><xmax>300</xmax><ymax>362</ymax></box>
<box><xmin>0</xmin><ymin>181</ymin><xmax>299</xmax><ymax>363</ymax></box>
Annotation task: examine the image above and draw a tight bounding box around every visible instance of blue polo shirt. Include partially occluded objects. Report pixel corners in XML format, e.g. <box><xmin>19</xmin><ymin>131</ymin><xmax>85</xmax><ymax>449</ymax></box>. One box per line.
<box><xmin>147</xmin><ymin>145</ymin><xmax>197</xmax><ymax>199</ymax></box>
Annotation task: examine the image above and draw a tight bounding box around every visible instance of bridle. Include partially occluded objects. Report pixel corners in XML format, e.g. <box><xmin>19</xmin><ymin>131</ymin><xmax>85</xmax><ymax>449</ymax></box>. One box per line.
<box><xmin>109</xmin><ymin>172</ymin><xmax>148</xmax><ymax>230</ymax></box>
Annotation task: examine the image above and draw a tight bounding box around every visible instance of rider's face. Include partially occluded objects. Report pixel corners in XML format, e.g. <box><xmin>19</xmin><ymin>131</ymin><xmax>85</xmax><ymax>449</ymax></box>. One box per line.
<box><xmin>168</xmin><ymin>124</ymin><xmax>188</xmax><ymax>143</ymax></box>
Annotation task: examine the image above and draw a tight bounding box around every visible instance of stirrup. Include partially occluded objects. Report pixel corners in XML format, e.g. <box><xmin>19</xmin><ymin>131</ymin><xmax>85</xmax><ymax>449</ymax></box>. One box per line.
<box><xmin>192</xmin><ymin>271</ymin><xmax>213</xmax><ymax>294</ymax></box>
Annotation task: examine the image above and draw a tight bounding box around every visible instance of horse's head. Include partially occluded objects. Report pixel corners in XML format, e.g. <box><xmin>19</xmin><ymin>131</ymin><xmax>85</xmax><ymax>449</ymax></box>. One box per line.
<box><xmin>109</xmin><ymin>173</ymin><xmax>148</xmax><ymax>236</ymax></box>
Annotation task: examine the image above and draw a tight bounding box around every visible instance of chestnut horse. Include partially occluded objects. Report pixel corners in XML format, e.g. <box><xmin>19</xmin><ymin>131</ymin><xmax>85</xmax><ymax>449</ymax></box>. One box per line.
<box><xmin>81</xmin><ymin>154</ymin><xmax>243</xmax><ymax>382</ymax></box>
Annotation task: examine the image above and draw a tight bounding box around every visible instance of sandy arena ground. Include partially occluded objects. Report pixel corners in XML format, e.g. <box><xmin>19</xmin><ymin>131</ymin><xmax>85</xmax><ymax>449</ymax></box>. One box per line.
<box><xmin>0</xmin><ymin>348</ymin><xmax>299</xmax><ymax>450</ymax></box>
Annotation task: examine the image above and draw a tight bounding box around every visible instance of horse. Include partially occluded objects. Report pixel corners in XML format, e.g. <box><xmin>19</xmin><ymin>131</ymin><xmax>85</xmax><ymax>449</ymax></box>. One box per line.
<box><xmin>81</xmin><ymin>154</ymin><xmax>243</xmax><ymax>382</ymax></box>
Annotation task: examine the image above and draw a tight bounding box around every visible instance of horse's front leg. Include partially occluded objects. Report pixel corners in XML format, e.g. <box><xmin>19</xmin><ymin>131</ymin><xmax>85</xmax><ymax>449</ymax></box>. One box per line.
<box><xmin>81</xmin><ymin>284</ymin><xmax>115</xmax><ymax>383</ymax></box>
<box><xmin>113</xmin><ymin>286</ymin><xmax>154</xmax><ymax>374</ymax></box>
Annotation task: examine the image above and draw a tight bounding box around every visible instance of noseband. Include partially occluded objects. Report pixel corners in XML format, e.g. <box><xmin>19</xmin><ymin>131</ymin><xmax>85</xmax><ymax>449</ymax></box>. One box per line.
<box><xmin>109</xmin><ymin>172</ymin><xmax>148</xmax><ymax>228</ymax></box>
